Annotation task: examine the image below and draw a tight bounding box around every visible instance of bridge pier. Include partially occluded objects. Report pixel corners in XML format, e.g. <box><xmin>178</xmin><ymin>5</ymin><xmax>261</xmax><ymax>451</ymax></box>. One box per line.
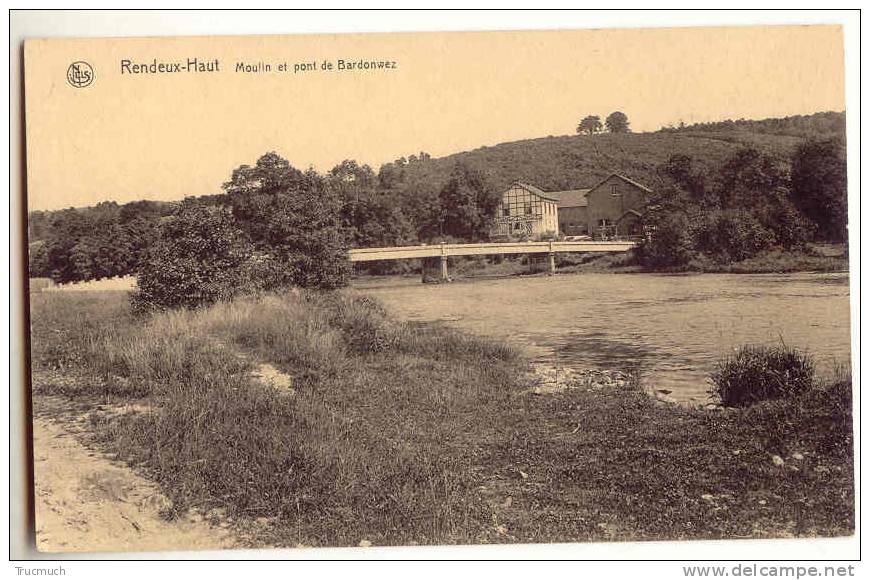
<box><xmin>527</xmin><ymin>250</ymin><xmax>557</xmax><ymax>276</ymax></box>
<box><xmin>421</xmin><ymin>255</ymin><xmax>451</xmax><ymax>283</ymax></box>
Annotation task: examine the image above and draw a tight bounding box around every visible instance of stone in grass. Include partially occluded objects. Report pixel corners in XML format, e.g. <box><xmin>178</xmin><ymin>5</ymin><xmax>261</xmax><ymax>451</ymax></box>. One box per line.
<box><xmin>358</xmin><ymin>539</ymin><xmax>372</xmax><ymax>547</ymax></box>
<box><xmin>771</xmin><ymin>454</ymin><xmax>786</xmax><ymax>467</ymax></box>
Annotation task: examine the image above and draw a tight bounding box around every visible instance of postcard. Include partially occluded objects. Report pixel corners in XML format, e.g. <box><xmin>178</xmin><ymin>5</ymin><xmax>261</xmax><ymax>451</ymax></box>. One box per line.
<box><xmin>23</xmin><ymin>24</ymin><xmax>852</xmax><ymax>555</ymax></box>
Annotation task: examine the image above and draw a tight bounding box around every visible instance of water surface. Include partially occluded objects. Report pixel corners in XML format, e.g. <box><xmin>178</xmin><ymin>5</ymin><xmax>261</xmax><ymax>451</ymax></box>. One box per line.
<box><xmin>353</xmin><ymin>272</ymin><xmax>852</xmax><ymax>404</ymax></box>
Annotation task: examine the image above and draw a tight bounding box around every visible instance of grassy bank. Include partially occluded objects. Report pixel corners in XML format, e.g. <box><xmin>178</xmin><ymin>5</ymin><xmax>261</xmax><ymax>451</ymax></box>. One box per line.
<box><xmin>684</xmin><ymin>248</ymin><xmax>848</xmax><ymax>274</ymax></box>
<box><xmin>568</xmin><ymin>244</ymin><xmax>848</xmax><ymax>275</ymax></box>
<box><xmin>353</xmin><ymin>243</ymin><xmax>847</xmax><ymax>283</ymax></box>
<box><xmin>30</xmin><ymin>290</ymin><xmax>853</xmax><ymax>547</ymax></box>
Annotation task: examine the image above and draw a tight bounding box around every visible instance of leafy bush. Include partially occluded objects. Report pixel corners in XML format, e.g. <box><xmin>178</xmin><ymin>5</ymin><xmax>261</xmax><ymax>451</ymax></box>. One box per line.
<box><xmin>711</xmin><ymin>345</ymin><xmax>816</xmax><ymax>407</ymax></box>
<box><xmin>226</xmin><ymin>158</ymin><xmax>351</xmax><ymax>290</ymax></box>
<box><xmin>758</xmin><ymin>191</ymin><xmax>814</xmax><ymax>249</ymax></box>
<box><xmin>791</xmin><ymin>137</ymin><xmax>847</xmax><ymax>242</ymax></box>
<box><xmin>131</xmin><ymin>203</ymin><xmax>256</xmax><ymax>312</ymax></box>
<box><xmin>263</xmin><ymin>191</ymin><xmax>351</xmax><ymax>290</ymax></box>
<box><xmin>696</xmin><ymin>210</ymin><xmax>775</xmax><ymax>263</ymax></box>
<box><xmin>28</xmin><ymin>241</ymin><xmax>50</xmax><ymax>277</ymax></box>
<box><xmin>637</xmin><ymin>212</ymin><xmax>695</xmax><ymax>269</ymax></box>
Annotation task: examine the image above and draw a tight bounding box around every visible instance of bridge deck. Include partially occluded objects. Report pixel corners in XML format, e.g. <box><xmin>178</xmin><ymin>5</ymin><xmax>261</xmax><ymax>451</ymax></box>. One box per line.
<box><xmin>348</xmin><ymin>241</ymin><xmax>636</xmax><ymax>262</ymax></box>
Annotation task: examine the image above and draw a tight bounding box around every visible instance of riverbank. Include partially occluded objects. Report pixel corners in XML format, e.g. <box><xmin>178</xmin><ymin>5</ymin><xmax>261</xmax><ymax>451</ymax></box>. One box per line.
<box><xmin>439</xmin><ymin>244</ymin><xmax>848</xmax><ymax>280</ymax></box>
<box><xmin>29</xmin><ymin>289</ymin><xmax>853</xmax><ymax>548</ymax></box>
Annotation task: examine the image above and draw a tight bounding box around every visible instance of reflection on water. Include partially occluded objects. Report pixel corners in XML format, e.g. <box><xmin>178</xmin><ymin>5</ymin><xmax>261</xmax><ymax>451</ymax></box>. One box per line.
<box><xmin>353</xmin><ymin>272</ymin><xmax>852</xmax><ymax>404</ymax></box>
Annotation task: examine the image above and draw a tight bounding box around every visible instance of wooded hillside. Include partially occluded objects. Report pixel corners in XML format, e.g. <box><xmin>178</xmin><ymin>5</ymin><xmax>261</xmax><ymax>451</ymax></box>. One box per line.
<box><xmin>380</xmin><ymin>111</ymin><xmax>845</xmax><ymax>197</ymax></box>
<box><xmin>27</xmin><ymin>111</ymin><xmax>846</xmax><ymax>283</ymax></box>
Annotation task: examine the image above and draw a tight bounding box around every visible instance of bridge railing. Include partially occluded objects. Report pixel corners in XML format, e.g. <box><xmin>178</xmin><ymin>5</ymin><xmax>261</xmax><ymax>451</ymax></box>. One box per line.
<box><xmin>348</xmin><ymin>240</ymin><xmax>636</xmax><ymax>262</ymax></box>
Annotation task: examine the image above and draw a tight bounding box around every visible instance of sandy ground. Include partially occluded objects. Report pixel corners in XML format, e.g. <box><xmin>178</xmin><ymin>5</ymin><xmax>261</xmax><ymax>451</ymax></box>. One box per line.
<box><xmin>32</xmin><ymin>415</ymin><xmax>235</xmax><ymax>554</ymax></box>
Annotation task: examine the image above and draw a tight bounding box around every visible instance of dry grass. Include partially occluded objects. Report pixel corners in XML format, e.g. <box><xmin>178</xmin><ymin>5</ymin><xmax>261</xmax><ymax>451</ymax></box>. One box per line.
<box><xmin>29</xmin><ymin>289</ymin><xmax>854</xmax><ymax>547</ymax></box>
<box><xmin>30</xmin><ymin>290</ymin><xmax>523</xmax><ymax>546</ymax></box>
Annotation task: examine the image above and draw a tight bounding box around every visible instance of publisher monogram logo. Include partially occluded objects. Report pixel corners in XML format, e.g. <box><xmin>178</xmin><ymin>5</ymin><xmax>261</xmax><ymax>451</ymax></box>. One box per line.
<box><xmin>67</xmin><ymin>61</ymin><xmax>94</xmax><ymax>88</ymax></box>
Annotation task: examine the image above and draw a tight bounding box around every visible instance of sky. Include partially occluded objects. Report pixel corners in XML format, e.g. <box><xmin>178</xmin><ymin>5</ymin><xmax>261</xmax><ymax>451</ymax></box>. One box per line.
<box><xmin>24</xmin><ymin>25</ymin><xmax>845</xmax><ymax>211</ymax></box>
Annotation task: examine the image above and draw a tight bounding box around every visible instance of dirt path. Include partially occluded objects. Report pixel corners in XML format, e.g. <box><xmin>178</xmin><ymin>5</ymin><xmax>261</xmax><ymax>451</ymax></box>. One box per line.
<box><xmin>33</xmin><ymin>416</ymin><xmax>235</xmax><ymax>554</ymax></box>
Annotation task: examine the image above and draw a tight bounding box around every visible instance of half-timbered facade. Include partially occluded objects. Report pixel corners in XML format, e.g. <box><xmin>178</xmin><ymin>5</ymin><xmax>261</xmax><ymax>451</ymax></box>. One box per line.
<box><xmin>492</xmin><ymin>182</ymin><xmax>559</xmax><ymax>239</ymax></box>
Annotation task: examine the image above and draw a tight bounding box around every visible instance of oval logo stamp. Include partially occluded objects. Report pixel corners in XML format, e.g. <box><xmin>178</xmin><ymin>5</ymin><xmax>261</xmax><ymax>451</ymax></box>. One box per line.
<box><xmin>66</xmin><ymin>61</ymin><xmax>94</xmax><ymax>88</ymax></box>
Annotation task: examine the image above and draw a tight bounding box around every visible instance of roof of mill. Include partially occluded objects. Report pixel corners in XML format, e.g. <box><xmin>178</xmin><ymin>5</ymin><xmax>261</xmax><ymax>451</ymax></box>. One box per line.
<box><xmin>547</xmin><ymin>189</ymin><xmax>591</xmax><ymax>208</ymax></box>
<box><xmin>510</xmin><ymin>182</ymin><xmax>589</xmax><ymax>207</ymax></box>
<box><xmin>588</xmin><ymin>173</ymin><xmax>654</xmax><ymax>194</ymax></box>
<box><xmin>511</xmin><ymin>182</ymin><xmax>554</xmax><ymax>200</ymax></box>
<box><xmin>507</xmin><ymin>172</ymin><xmax>651</xmax><ymax>208</ymax></box>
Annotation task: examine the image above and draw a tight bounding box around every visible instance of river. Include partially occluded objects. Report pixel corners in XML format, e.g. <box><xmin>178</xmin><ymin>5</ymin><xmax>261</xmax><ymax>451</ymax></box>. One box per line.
<box><xmin>353</xmin><ymin>272</ymin><xmax>852</xmax><ymax>404</ymax></box>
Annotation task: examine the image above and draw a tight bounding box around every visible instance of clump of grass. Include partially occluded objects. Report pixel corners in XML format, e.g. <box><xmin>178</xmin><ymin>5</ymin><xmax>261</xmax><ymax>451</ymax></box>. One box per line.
<box><xmin>711</xmin><ymin>344</ymin><xmax>816</xmax><ymax>407</ymax></box>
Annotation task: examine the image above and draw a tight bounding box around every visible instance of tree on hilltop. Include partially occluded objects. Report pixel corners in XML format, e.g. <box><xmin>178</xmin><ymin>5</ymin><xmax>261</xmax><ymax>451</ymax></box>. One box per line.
<box><xmin>605</xmin><ymin>111</ymin><xmax>630</xmax><ymax>133</ymax></box>
<box><xmin>576</xmin><ymin>115</ymin><xmax>603</xmax><ymax>135</ymax></box>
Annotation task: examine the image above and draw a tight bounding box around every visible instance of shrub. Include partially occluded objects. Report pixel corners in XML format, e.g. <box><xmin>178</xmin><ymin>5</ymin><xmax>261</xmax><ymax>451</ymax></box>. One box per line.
<box><xmin>131</xmin><ymin>203</ymin><xmax>255</xmax><ymax>312</ymax></box>
<box><xmin>253</xmin><ymin>174</ymin><xmax>351</xmax><ymax>291</ymax></box>
<box><xmin>637</xmin><ymin>212</ymin><xmax>695</xmax><ymax>269</ymax></box>
<box><xmin>711</xmin><ymin>344</ymin><xmax>816</xmax><ymax>407</ymax></box>
<box><xmin>758</xmin><ymin>190</ymin><xmax>814</xmax><ymax>249</ymax></box>
<box><xmin>791</xmin><ymin>138</ymin><xmax>847</xmax><ymax>242</ymax></box>
<box><xmin>696</xmin><ymin>210</ymin><xmax>775</xmax><ymax>263</ymax></box>
<box><xmin>28</xmin><ymin>241</ymin><xmax>51</xmax><ymax>278</ymax></box>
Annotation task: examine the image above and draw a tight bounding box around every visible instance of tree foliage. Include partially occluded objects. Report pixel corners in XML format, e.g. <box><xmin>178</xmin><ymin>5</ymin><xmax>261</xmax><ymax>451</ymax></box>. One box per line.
<box><xmin>694</xmin><ymin>209</ymin><xmax>776</xmax><ymax>262</ymax></box>
<box><xmin>658</xmin><ymin>111</ymin><xmax>845</xmax><ymax>140</ymax></box>
<box><xmin>28</xmin><ymin>112</ymin><xmax>846</xmax><ymax>287</ymax></box>
<box><xmin>640</xmin><ymin>144</ymin><xmax>818</xmax><ymax>269</ymax></box>
<box><xmin>715</xmin><ymin>147</ymin><xmax>788</xmax><ymax>208</ymax></box>
<box><xmin>576</xmin><ymin>115</ymin><xmax>603</xmax><ymax>135</ymax></box>
<box><xmin>636</xmin><ymin>210</ymin><xmax>696</xmax><ymax>269</ymax></box>
<box><xmin>791</xmin><ymin>138</ymin><xmax>847</xmax><ymax>242</ymax></box>
<box><xmin>131</xmin><ymin>203</ymin><xmax>254</xmax><ymax>312</ymax></box>
<box><xmin>657</xmin><ymin>154</ymin><xmax>709</xmax><ymax>206</ymax></box>
<box><xmin>605</xmin><ymin>111</ymin><xmax>630</xmax><ymax>133</ymax></box>
<box><xmin>437</xmin><ymin>163</ymin><xmax>499</xmax><ymax>240</ymax></box>
<box><xmin>224</xmin><ymin>154</ymin><xmax>351</xmax><ymax>290</ymax></box>
<box><xmin>27</xmin><ymin>201</ymin><xmax>170</xmax><ymax>283</ymax></box>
